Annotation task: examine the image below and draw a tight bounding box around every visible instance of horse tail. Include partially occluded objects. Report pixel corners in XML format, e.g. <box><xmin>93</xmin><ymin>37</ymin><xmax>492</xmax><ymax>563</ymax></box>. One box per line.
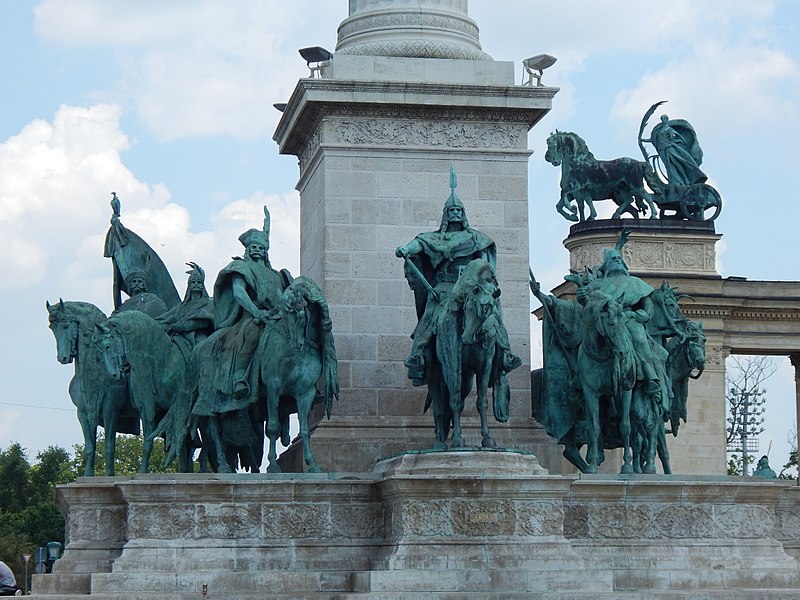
<box><xmin>322</xmin><ymin>331</ymin><xmax>339</xmax><ymax>419</ymax></box>
<box><xmin>642</xmin><ymin>161</ymin><xmax>663</xmax><ymax>194</ymax></box>
<box><xmin>492</xmin><ymin>373</ymin><xmax>510</xmax><ymax>422</ymax></box>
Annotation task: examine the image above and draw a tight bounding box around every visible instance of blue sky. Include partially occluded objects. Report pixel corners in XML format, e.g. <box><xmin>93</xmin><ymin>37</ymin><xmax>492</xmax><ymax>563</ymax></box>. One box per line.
<box><xmin>1</xmin><ymin>1</ymin><xmax>798</xmax><ymax>470</ymax></box>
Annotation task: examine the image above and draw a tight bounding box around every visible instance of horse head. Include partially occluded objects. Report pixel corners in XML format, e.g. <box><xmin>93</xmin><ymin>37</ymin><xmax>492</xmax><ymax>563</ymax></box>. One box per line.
<box><xmin>461</xmin><ymin>280</ymin><xmax>500</xmax><ymax>347</ymax></box>
<box><xmin>278</xmin><ymin>282</ymin><xmax>312</xmax><ymax>352</ymax></box>
<box><xmin>96</xmin><ymin>320</ymin><xmax>129</xmax><ymax>381</ymax></box>
<box><xmin>47</xmin><ymin>298</ymin><xmax>79</xmax><ymax>364</ymax></box>
<box><xmin>685</xmin><ymin>321</ymin><xmax>707</xmax><ymax>377</ymax></box>
<box><xmin>545</xmin><ymin>131</ymin><xmax>565</xmax><ymax>166</ymax></box>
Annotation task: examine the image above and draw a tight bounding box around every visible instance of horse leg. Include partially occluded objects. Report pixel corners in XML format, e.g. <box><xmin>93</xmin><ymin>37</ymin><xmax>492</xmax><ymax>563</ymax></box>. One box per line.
<box><xmin>140</xmin><ymin>416</ymin><xmax>154</xmax><ymax>474</ymax></box>
<box><xmin>582</xmin><ymin>389</ymin><xmax>600</xmax><ymax>473</ymax></box>
<box><xmin>620</xmin><ymin>390</ymin><xmax>634</xmax><ymax>474</ymax></box>
<box><xmin>656</xmin><ymin>421</ymin><xmax>672</xmax><ymax>474</ymax></box>
<box><xmin>560</xmin><ymin>430</ymin><xmax>591</xmax><ymax>473</ymax></box>
<box><xmin>207</xmin><ymin>415</ymin><xmax>232</xmax><ymax>473</ymax></box>
<box><xmin>75</xmin><ymin>407</ymin><xmax>97</xmax><ymax>477</ymax></box>
<box><xmin>642</xmin><ymin>413</ymin><xmax>659</xmax><ymax>475</ymax></box>
<box><xmin>102</xmin><ymin>402</ymin><xmax>119</xmax><ymax>476</ymax></box>
<box><xmin>450</xmin><ymin>380</ymin><xmax>466</xmax><ymax>448</ymax></box>
<box><xmin>298</xmin><ymin>390</ymin><xmax>323</xmax><ymax>473</ymax></box>
<box><xmin>475</xmin><ymin>364</ymin><xmax>496</xmax><ymax>449</ymax></box>
<box><xmin>264</xmin><ymin>392</ymin><xmax>282</xmax><ymax>473</ymax></box>
<box><xmin>557</xmin><ymin>192</ymin><xmax>579</xmax><ymax>222</ymax></box>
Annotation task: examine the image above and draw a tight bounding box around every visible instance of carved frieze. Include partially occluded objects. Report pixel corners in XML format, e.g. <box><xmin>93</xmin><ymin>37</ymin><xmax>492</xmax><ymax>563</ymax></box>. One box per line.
<box><xmin>569</xmin><ymin>238</ymin><xmax>716</xmax><ymax>275</ymax></box>
<box><xmin>263</xmin><ymin>502</ymin><xmax>331</xmax><ymax>539</ymax></box>
<box><xmin>67</xmin><ymin>506</ymin><xmax>126</xmax><ymax>543</ymax></box>
<box><xmin>128</xmin><ymin>504</ymin><xmax>195</xmax><ymax>539</ymax></box>
<box><xmin>566</xmin><ymin>502</ymin><xmax>773</xmax><ymax>540</ymax></box>
<box><xmin>196</xmin><ymin>503</ymin><xmax>261</xmax><ymax>539</ymax></box>
<box><xmin>329</xmin><ymin>118</ymin><xmax>524</xmax><ymax>150</ymax></box>
<box><xmin>330</xmin><ymin>502</ymin><xmax>387</xmax><ymax>539</ymax></box>
<box><xmin>515</xmin><ymin>500</ymin><xmax>564</xmax><ymax>536</ymax></box>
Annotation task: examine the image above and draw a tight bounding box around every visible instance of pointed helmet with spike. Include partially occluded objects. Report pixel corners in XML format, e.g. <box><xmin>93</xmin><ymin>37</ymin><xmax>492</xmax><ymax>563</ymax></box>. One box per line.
<box><xmin>439</xmin><ymin>164</ymin><xmax>469</xmax><ymax>231</ymax></box>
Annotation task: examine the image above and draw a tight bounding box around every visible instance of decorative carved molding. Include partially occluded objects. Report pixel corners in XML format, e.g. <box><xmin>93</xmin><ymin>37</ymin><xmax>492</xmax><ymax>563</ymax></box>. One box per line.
<box><xmin>569</xmin><ymin>238</ymin><xmax>716</xmax><ymax>275</ymax></box>
<box><xmin>336</xmin><ymin>40</ymin><xmax>490</xmax><ymax>61</ymax></box>
<box><xmin>338</xmin><ymin>11</ymin><xmax>477</xmax><ymax>40</ymax></box>
<box><xmin>128</xmin><ymin>504</ymin><xmax>194</xmax><ymax>539</ymax></box>
<box><xmin>336</xmin><ymin>1</ymin><xmax>490</xmax><ymax>60</ymax></box>
<box><xmin>330</xmin><ymin>117</ymin><xmax>524</xmax><ymax>150</ymax></box>
<box><xmin>566</xmin><ymin>502</ymin><xmax>774</xmax><ymax>540</ymax></box>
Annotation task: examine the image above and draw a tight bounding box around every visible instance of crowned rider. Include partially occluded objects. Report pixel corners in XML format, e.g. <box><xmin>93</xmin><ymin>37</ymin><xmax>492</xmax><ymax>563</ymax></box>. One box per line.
<box><xmin>395</xmin><ymin>169</ymin><xmax>521</xmax><ymax>384</ymax></box>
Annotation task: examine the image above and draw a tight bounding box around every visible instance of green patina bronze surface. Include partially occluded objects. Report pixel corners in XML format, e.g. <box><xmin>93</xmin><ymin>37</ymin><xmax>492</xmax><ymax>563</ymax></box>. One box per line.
<box><xmin>531</xmin><ymin>230</ymin><xmax>706</xmax><ymax>475</ymax></box>
<box><xmin>638</xmin><ymin>101</ymin><xmax>722</xmax><ymax>221</ymax></box>
<box><xmin>546</xmin><ymin>102</ymin><xmax>722</xmax><ymax>222</ymax></box>
<box><xmin>49</xmin><ymin>197</ymin><xmax>338</xmax><ymax>474</ymax></box>
<box><xmin>396</xmin><ymin>167</ymin><xmax>521</xmax><ymax>451</ymax></box>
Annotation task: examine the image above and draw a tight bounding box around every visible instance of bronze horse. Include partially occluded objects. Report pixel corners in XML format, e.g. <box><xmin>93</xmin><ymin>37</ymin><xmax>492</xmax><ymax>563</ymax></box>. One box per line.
<box><xmin>428</xmin><ymin>259</ymin><xmax>512</xmax><ymax>450</ymax></box>
<box><xmin>545</xmin><ymin>131</ymin><xmax>658</xmax><ymax>222</ymax></box>
<box><xmin>46</xmin><ymin>300</ymin><xmax>136</xmax><ymax>476</ymax></box>
<box><xmin>98</xmin><ymin>310</ymin><xmax>195</xmax><ymax>472</ymax></box>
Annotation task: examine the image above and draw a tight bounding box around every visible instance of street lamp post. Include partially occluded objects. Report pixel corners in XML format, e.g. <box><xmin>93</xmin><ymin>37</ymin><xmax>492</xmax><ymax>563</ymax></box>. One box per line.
<box><xmin>22</xmin><ymin>552</ymin><xmax>31</xmax><ymax>595</ymax></box>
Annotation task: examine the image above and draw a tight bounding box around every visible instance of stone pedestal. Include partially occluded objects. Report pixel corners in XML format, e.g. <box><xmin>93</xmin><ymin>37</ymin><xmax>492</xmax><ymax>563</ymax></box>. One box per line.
<box><xmin>34</xmin><ymin>458</ymin><xmax>800</xmax><ymax>599</ymax></box>
<box><xmin>273</xmin><ymin>0</ymin><xmax>556</xmax><ymax>472</ymax></box>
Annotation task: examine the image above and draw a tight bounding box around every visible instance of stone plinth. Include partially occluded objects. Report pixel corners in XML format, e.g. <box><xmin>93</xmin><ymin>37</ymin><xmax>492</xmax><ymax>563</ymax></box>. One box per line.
<box><xmin>34</xmin><ymin>458</ymin><xmax>800</xmax><ymax>599</ymax></box>
<box><xmin>273</xmin><ymin>2</ymin><xmax>556</xmax><ymax>473</ymax></box>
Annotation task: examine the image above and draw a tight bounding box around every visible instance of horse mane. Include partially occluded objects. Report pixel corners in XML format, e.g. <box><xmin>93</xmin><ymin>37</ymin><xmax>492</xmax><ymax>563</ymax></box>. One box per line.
<box><xmin>49</xmin><ymin>300</ymin><xmax>107</xmax><ymax>326</ymax></box>
<box><xmin>447</xmin><ymin>259</ymin><xmax>496</xmax><ymax>306</ymax></box>
<box><xmin>558</xmin><ymin>131</ymin><xmax>595</xmax><ymax>161</ymax></box>
<box><xmin>282</xmin><ymin>276</ymin><xmax>339</xmax><ymax>415</ymax></box>
<box><xmin>107</xmin><ymin>310</ymin><xmax>171</xmax><ymax>372</ymax></box>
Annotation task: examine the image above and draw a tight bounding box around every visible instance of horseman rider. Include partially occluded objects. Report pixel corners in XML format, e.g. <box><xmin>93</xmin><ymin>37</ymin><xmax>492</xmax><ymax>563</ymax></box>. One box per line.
<box><xmin>577</xmin><ymin>247</ymin><xmax>669</xmax><ymax>408</ymax></box>
<box><xmin>395</xmin><ymin>185</ymin><xmax>521</xmax><ymax>384</ymax></box>
<box><xmin>115</xmin><ymin>267</ymin><xmax>168</xmax><ymax>318</ymax></box>
<box><xmin>157</xmin><ymin>262</ymin><xmax>215</xmax><ymax>362</ymax></box>
<box><xmin>212</xmin><ymin>207</ymin><xmax>291</xmax><ymax>401</ymax></box>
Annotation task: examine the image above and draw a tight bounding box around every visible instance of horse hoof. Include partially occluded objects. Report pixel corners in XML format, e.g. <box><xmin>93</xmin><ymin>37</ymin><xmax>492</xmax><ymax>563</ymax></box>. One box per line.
<box><xmin>643</xmin><ymin>463</ymin><xmax>656</xmax><ymax>475</ymax></box>
<box><xmin>267</xmin><ymin>463</ymin><xmax>282</xmax><ymax>474</ymax></box>
<box><xmin>450</xmin><ymin>437</ymin><xmax>466</xmax><ymax>449</ymax></box>
<box><xmin>621</xmin><ymin>464</ymin><xmax>634</xmax><ymax>475</ymax></box>
<box><xmin>432</xmin><ymin>441</ymin><xmax>447</xmax><ymax>452</ymax></box>
<box><xmin>482</xmin><ymin>437</ymin><xmax>498</xmax><ymax>449</ymax></box>
<box><xmin>307</xmin><ymin>464</ymin><xmax>324</xmax><ymax>474</ymax></box>
<box><xmin>585</xmin><ymin>465</ymin><xmax>599</xmax><ymax>474</ymax></box>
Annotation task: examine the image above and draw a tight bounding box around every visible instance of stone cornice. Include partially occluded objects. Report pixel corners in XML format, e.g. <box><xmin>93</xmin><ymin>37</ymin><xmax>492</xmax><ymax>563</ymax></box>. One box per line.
<box><xmin>274</xmin><ymin>78</ymin><xmax>556</xmax><ymax>155</ymax></box>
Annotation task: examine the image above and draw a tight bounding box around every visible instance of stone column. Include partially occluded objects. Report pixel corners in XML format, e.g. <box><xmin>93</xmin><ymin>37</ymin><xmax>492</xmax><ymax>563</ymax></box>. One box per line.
<box><xmin>791</xmin><ymin>353</ymin><xmax>800</xmax><ymax>480</ymax></box>
<box><xmin>274</xmin><ymin>0</ymin><xmax>555</xmax><ymax>472</ymax></box>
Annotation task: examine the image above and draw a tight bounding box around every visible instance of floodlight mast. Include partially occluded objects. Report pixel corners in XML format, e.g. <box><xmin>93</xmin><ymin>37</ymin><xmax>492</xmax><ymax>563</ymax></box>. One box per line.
<box><xmin>521</xmin><ymin>54</ymin><xmax>557</xmax><ymax>86</ymax></box>
<box><xmin>299</xmin><ymin>46</ymin><xmax>333</xmax><ymax>79</ymax></box>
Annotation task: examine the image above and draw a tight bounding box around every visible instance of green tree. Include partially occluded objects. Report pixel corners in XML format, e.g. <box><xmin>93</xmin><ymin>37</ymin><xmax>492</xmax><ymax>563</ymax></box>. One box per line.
<box><xmin>727</xmin><ymin>453</ymin><xmax>755</xmax><ymax>476</ymax></box>
<box><xmin>778</xmin><ymin>427</ymin><xmax>798</xmax><ymax>480</ymax></box>
<box><xmin>0</xmin><ymin>443</ymin><xmax>75</xmax><ymax>589</ymax></box>
<box><xmin>0</xmin><ymin>443</ymin><xmax>31</xmax><ymax>514</ymax></box>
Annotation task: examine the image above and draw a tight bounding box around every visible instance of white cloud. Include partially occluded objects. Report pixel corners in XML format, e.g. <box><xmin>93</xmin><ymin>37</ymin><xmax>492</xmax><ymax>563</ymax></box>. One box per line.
<box><xmin>0</xmin><ymin>104</ymin><xmax>165</xmax><ymax>295</ymax></box>
<box><xmin>612</xmin><ymin>41</ymin><xmax>799</xmax><ymax>134</ymax></box>
<box><xmin>34</xmin><ymin>0</ymin><xmax>342</xmax><ymax>140</ymax></box>
<box><xmin>0</xmin><ymin>103</ymin><xmax>300</xmax><ymax>306</ymax></box>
